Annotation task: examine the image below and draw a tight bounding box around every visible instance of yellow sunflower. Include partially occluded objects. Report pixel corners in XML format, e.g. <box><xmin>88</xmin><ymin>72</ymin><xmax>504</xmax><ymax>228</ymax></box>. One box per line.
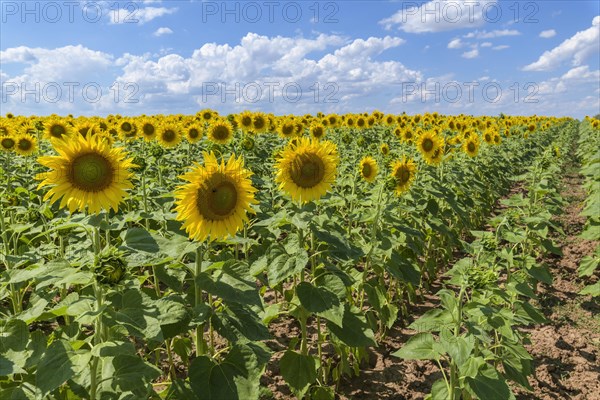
<box><xmin>174</xmin><ymin>152</ymin><xmax>257</xmax><ymax>242</ymax></box>
<box><xmin>236</xmin><ymin>111</ymin><xmax>254</xmax><ymax>134</ymax></box>
<box><xmin>309</xmin><ymin>123</ymin><xmax>326</xmax><ymax>140</ymax></box>
<box><xmin>139</xmin><ymin>119</ymin><xmax>157</xmax><ymax>141</ymax></box>
<box><xmin>186</xmin><ymin>124</ymin><xmax>204</xmax><ymax>144</ymax></box>
<box><xmin>252</xmin><ymin>112</ymin><xmax>269</xmax><ymax>134</ymax></box>
<box><xmin>416</xmin><ymin>130</ymin><xmax>443</xmax><ymax>164</ymax></box>
<box><xmin>207</xmin><ymin>119</ymin><xmax>234</xmax><ymax>144</ymax></box>
<box><xmin>359</xmin><ymin>156</ymin><xmax>378</xmax><ymax>183</ymax></box>
<box><xmin>277</xmin><ymin>118</ymin><xmax>297</xmax><ymax>139</ymax></box>
<box><xmin>36</xmin><ymin>134</ymin><xmax>135</xmax><ymax>214</ymax></box>
<box><xmin>157</xmin><ymin>124</ymin><xmax>182</xmax><ymax>148</ymax></box>
<box><xmin>275</xmin><ymin>137</ymin><xmax>338</xmax><ymax>203</ymax></box>
<box><xmin>198</xmin><ymin>109</ymin><xmax>216</xmax><ymax>124</ymax></box>
<box><xmin>117</xmin><ymin>120</ymin><xmax>138</xmax><ymax>141</ymax></box>
<box><xmin>462</xmin><ymin>134</ymin><xmax>480</xmax><ymax>157</ymax></box>
<box><xmin>0</xmin><ymin>135</ymin><xmax>16</xmax><ymax>152</ymax></box>
<box><xmin>380</xmin><ymin>143</ymin><xmax>390</xmax><ymax>156</ymax></box>
<box><xmin>14</xmin><ymin>133</ymin><xmax>38</xmax><ymax>156</ymax></box>
<box><xmin>391</xmin><ymin>157</ymin><xmax>417</xmax><ymax>195</ymax></box>
<box><xmin>44</xmin><ymin>118</ymin><xmax>72</xmax><ymax>140</ymax></box>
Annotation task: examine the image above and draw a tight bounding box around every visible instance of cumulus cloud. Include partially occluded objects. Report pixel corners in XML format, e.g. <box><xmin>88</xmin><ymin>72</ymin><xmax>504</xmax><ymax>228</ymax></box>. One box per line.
<box><xmin>462</xmin><ymin>48</ymin><xmax>479</xmax><ymax>58</ymax></box>
<box><xmin>153</xmin><ymin>27</ymin><xmax>173</xmax><ymax>37</ymax></box>
<box><xmin>523</xmin><ymin>16</ymin><xmax>599</xmax><ymax>71</ymax></box>
<box><xmin>447</xmin><ymin>38</ymin><xmax>464</xmax><ymax>49</ymax></box>
<box><xmin>379</xmin><ymin>0</ymin><xmax>496</xmax><ymax>33</ymax></box>
<box><xmin>539</xmin><ymin>29</ymin><xmax>557</xmax><ymax>39</ymax></box>
<box><xmin>463</xmin><ymin>29</ymin><xmax>520</xmax><ymax>39</ymax></box>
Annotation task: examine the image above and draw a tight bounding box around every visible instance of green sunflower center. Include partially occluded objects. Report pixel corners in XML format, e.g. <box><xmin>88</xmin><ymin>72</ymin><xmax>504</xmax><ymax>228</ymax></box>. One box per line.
<box><xmin>1</xmin><ymin>137</ymin><xmax>15</xmax><ymax>149</ymax></box>
<box><xmin>422</xmin><ymin>138</ymin><xmax>434</xmax><ymax>152</ymax></box>
<box><xmin>163</xmin><ymin>129</ymin><xmax>176</xmax><ymax>142</ymax></box>
<box><xmin>362</xmin><ymin>163</ymin><xmax>372</xmax><ymax>178</ymax></box>
<box><xmin>50</xmin><ymin>124</ymin><xmax>66</xmax><ymax>138</ymax></box>
<box><xmin>69</xmin><ymin>152</ymin><xmax>114</xmax><ymax>192</ymax></box>
<box><xmin>18</xmin><ymin>138</ymin><xmax>32</xmax><ymax>151</ymax></box>
<box><xmin>290</xmin><ymin>153</ymin><xmax>325</xmax><ymax>189</ymax></box>
<box><xmin>196</xmin><ymin>175</ymin><xmax>238</xmax><ymax>220</ymax></box>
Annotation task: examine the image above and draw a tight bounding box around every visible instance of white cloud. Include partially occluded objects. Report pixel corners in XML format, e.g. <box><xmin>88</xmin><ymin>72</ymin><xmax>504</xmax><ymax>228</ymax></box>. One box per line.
<box><xmin>480</xmin><ymin>42</ymin><xmax>493</xmax><ymax>47</ymax></box>
<box><xmin>462</xmin><ymin>48</ymin><xmax>479</xmax><ymax>58</ymax></box>
<box><xmin>524</xmin><ymin>16</ymin><xmax>600</xmax><ymax>71</ymax></box>
<box><xmin>447</xmin><ymin>38</ymin><xmax>463</xmax><ymax>49</ymax></box>
<box><xmin>463</xmin><ymin>29</ymin><xmax>521</xmax><ymax>39</ymax></box>
<box><xmin>153</xmin><ymin>27</ymin><xmax>173</xmax><ymax>37</ymax></box>
<box><xmin>539</xmin><ymin>29</ymin><xmax>557</xmax><ymax>39</ymax></box>
<box><xmin>109</xmin><ymin>6</ymin><xmax>177</xmax><ymax>25</ymax></box>
<box><xmin>493</xmin><ymin>45</ymin><xmax>509</xmax><ymax>50</ymax></box>
<box><xmin>379</xmin><ymin>0</ymin><xmax>496</xmax><ymax>33</ymax></box>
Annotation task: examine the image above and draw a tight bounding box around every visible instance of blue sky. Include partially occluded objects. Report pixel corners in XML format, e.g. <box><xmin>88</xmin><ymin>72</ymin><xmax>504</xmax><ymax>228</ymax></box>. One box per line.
<box><xmin>1</xmin><ymin>0</ymin><xmax>599</xmax><ymax>117</ymax></box>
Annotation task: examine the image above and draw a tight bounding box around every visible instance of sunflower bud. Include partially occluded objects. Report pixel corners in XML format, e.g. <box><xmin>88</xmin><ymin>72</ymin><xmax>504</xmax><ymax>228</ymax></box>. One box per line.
<box><xmin>149</xmin><ymin>144</ymin><xmax>164</xmax><ymax>158</ymax></box>
<box><xmin>131</xmin><ymin>155</ymin><xmax>147</xmax><ymax>172</ymax></box>
<box><xmin>242</xmin><ymin>136</ymin><xmax>255</xmax><ymax>151</ymax></box>
<box><xmin>94</xmin><ymin>248</ymin><xmax>127</xmax><ymax>285</ymax></box>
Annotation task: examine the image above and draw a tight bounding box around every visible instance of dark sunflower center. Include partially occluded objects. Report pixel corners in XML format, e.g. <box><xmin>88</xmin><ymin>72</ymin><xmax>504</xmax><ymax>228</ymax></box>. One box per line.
<box><xmin>290</xmin><ymin>153</ymin><xmax>326</xmax><ymax>189</ymax></box>
<box><xmin>203</xmin><ymin>113</ymin><xmax>212</xmax><ymax>120</ymax></box>
<box><xmin>422</xmin><ymin>138</ymin><xmax>434</xmax><ymax>152</ymax></box>
<box><xmin>312</xmin><ymin>127</ymin><xmax>324</xmax><ymax>138</ymax></box>
<box><xmin>362</xmin><ymin>163</ymin><xmax>372</xmax><ymax>178</ymax></box>
<box><xmin>196</xmin><ymin>175</ymin><xmax>238</xmax><ymax>220</ymax></box>
<box><xmin>50</xmin><ymin>124</ymin><xmax>66</xmax><ymax>138</ymax></box>
<box><xmin>1</xmin><ymin>137</ymin><xmax>15</xmax><ymax>149</ymax></box>
<box><xmin>485</xmin><ymin>134</ymin><xmax>491</xmax><ymax>142</ymax></box>
<box><xmin>213</xmin><ymin>125</ymin><xmax>230</xmax><ymax>140</ymax></box>
<box><xmin>143</xmin><ymin>124</ymin><xmax>155</xmax><ymax>136</ymax></box>
<box><xmin>396</xmin><ymin>167</ymin><xmax>411</xmax><ymax>183</ymax></box>
<box><xmin>382</xmin><ymin>146</ymin><xmax>389</xmax><ymax>154</ymax></box>
<box><xmin>69</xmin><ymin>153</ymin><xmax>114</xmax><ymax>192</ymax></box>
<box><xmin>189</xmin><ymin>128</ymin><xmax>199</xmax><ymax>139</ymax></box>
<box><xmin>241</xmin><ymin>116</ymin><xmax>252</xmax><ymax>127</ymax></box>
<box><xmin>18</xmin><ymin>139</ymin><xmax>32</xmax><ymax>151</ymax></box>
<box><xmin>357</xmin><ymin>119</ymin><xmax>365</xmax><ymax>127</ymax></box>
<box><xmin>467</xmin><ymin>142</ymin><xmax>476</xmax><ymax>152</ymax></box>
<box><xmin>121</xmin><ymin>122</ymin><xmax>132</xmax><ymax>132</ymax></box>
<box><xmin>253</xmin><ymin>118</ymin><xmax>265</xmax><ymax>130</ymax></box>
<box><xmin>163</xmin><ymin>129</ymin><xmax>176</xmax><ymax>142</ymax></box>
<box><xmin>282</xmin><ymin>125</ymin><xmax>294</xmax><ymax>136</ymax></box>
<box><xmin>494</xmin><ymin>136</ymin><xmax>500</xmax><ymax>144</ymax></box>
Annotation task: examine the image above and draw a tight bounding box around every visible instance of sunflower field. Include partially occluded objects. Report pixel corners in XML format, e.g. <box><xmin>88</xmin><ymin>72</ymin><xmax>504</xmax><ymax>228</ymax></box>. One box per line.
<box><xmin>0</xmin><ymin>112</ymin><xmax>598</xmax><ymax>400</ymax></box>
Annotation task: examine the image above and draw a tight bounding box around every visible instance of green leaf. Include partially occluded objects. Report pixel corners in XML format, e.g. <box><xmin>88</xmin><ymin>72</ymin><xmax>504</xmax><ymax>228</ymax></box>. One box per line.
<box><xmin>514</xmin><ymin>301</ymin><xmax>547</xmax><ymax>324</ymax></box>
<box><xmin>326</xmin><ymin>305</ymin><xmax>377</xmax><ymax>347</ymax></box>
<box><xmin>121</xmin><ymin>227</ymin><xmax>159</xmax><ymax>253</ymax></box>
<box><xmin>156</xmin><ymin>296</ymin><xmax>191</xmax><ymax>339</ymax></box>
<box><xmin>466</xmin><ymin>365</ymin><xmax>515</xmax><ymax>400</ymax></box>
<box><xmin>526</xmin><ymin>265</ymin><xmax>553</xmax><ymax>285</ymax></box>
<box><xmin>196</xmin><ymin>271</ymin><xmax>262</xmax><ymax>308</ymax></box>
<box><xmin>392</xmin><ymin>332</ymin><xmax>438</xmax><ymax>360</ymax></box>
<box><xmin>578</xmin><ymin>255</ymin><xmax>599</xmax><ymax>277</ymax></box>
<box><xmin>296</xmin><ymin>282</ymin><xmax>340</xmax><ymax>313</ymax></box>
<box><xmin>36</xmin><ymin>341</ymin><xmax>91</xmax><ymax>396</ymax></box>
<box><xmin>111</xmin><ymin>354</ymin><xmax>161</xmax><ymax>392</ymax></box>
<box><xmin>579</xmin><ymin>281</ymin><xmax>600</xmax><ymax>297</ymax></box>
<box><xmin>279</xmin><ymin>350</ymin><xmax>319</xmax><ymax>399</ymax></box>
<box><xmin>408</xmin><ymin>309</ymin><xmax>453</xmax><ymax>332</ymax></box>
<box><xmin>430</xmin><ymin>378</ymin><xmax>450</xmax><ymax>400</ymax></box>
<box><xmin>266</xmin><ymin>245</ymin><xmax>309</xmax><ymax>287</ymax></box>
<box><xmin>0</xmin><ymin>319</ymin><xmax>29</xmax><ymax>353</ymax></box>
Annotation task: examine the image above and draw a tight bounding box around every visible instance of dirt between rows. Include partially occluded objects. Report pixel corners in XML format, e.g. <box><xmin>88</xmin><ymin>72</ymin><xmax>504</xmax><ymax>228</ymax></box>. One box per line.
<box><xmin>261</xmin><ymin>166</ymin><xmax>599</xmax><ymax>399</ymax></box>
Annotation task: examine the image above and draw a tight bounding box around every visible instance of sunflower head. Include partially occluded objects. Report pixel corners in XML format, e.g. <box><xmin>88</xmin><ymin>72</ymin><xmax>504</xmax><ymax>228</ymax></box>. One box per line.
<box><xmin>391</xmin><ymin>157</ymin><xmax>417</xmax><ymax>196</ymax></box>
<box><xmin>44</xmin><ymin>118</ymin><xmax>71</xmax><ymax>140</ymax></box>
<box><xmin>157</xmin><ymin>124</ymin><xmax>182</xmax><ymax>148</ymax></box>
<box><xmin>309</xmin><ymin>123</ymin><xmax>326</xmax><ymax>140</ymax></box>
<box><xmin>277</xmin><ymin>118</ymin><xmax>297</xmax><ymax>139</ymax></box>
<box><xmin>36</xmin><ymin>134</ymin><xmax>135</xmax><ymax>214</ymax></box>
<box><xmin>252</xmin><ymin>112</ymin><xmax>268</xmax><ymax>133</ymax></box>
<box><xmin>380</xmin><ymin>143</ymin><xmax>390</xmax><ymax>156</ymax></box>
<box><xmin>14</xmin><ymin>133</ymin><xmax>37</xmax><ymax>156</ymax></box>
<box><xmin>417</xmin><ymin>131</ymin><xmax>443</xmax><ymax>165</ymax></box>
<box><xmin>186</xmin><ymin>124</ymin><xmax>204</xmax><ymax>144</ymax></box>
<box><xmin>140</xmin><ymin>119</ymin><xmax>157</xmax><ymax>141</ymax></box>
<box><xmin>237</xmin><ymin>111</ymin><xmax>254</xmax><ymax>134</ymax></box>
<box><xmin>0</xmin><ymin>135</ymin><xmax>16</xmax><ymax>152</ymax></box>
<box><xmin>94</xmin><ymin>247</ymin><xmax>128</xmax><ymax>286</ymax></box>
<box><xmin>359</xmin><ymin>156</ymin><xmax>378</xmax><ymax>183</ymax></box>
<box><xmin>462</xmin><ymin>135</ymin><xmax>480</xmax><ymax>157</ymax></box>
<box><xmin>207</xmin><ymin>119</ymin><xmax>234</xmax><ymax>144</ymax></box>
<box><xmin>118</xmin><ymin>120</ymin><xmax>138</xmax><ymax>141</ymax></box>
<box><xmin>275</xmin><ymin>137</ymin><xmax>338</xmax><ymax>203</ymax></box>
<box><xmin>174</xmin><ymin>152</ymin><xmax>257</xmax><ymax>242</ymax></box>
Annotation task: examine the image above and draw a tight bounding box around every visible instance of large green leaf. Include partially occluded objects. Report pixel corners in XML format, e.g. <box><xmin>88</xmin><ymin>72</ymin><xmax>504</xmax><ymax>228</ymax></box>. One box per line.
<box><xmin>392</xmin><ymin>332</ymin><xmax>438</xmax><ymax>360</ymax></box>
<box><xmin>296</xmin><ymin>282</ymin><xmax>340</xmax><ymax>313</ymax></box>
<box><xmin>466</xmin><ymin>365</ymin><xmax>515</xmax><ymax>400</ymax></box>
<box><xmin>279</xmin><ymin>350</ymin><xmax>319</xmax><ymax>399</ymax></box>
<box><xmin>111</xmin><ymin>354</ymin><xmax>161</xmax><ymax>392</ymax></box>
<box><xmin>326</xmin><ymin>305</ymin><xmax>376</xmax><ymax>347</ymax></box>
<box><xmin>121</xmin><ymin>227</ymin><xmax>159</xmax><ymax>253</ymax></box>
<box><xmin>36</xmin><ymin>341</ymin><xmax>91</xmax><ymax>396</ymax></box>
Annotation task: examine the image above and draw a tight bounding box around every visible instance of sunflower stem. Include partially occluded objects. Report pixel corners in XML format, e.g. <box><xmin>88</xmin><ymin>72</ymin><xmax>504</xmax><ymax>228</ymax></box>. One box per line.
<box><xmin>194</xmin><ymin>244</ymin><xmax>208</xmax><ymax>357</ymax></box>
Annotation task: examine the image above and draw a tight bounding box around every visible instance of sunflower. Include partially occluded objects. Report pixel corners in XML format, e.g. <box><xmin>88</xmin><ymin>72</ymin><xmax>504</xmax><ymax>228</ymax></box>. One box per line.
<box><xmin>401</xmin><ymin>129</ymin><xmax>415</xmax><ymax>143</ymax></box>
<box><xmin>117</xmin><ymin>120</ymin><xmax>138</xmax><ymax>141</ymax></box>
<box><xmin>356</xmin><ymin>116</ymin><xmax>367</xmax><ymax>129</ymax></box>
<box><xmin>186</xmin><ymin>124</ymin><xmax>204</xmax><ymax>143</ymax></box>
<box><xmin>198</xmin><ymin>109</ymin><xmax>216</xmax><ymax>124</ymax></box>
<box><xmin>276</xmin><ymin>118</ymin><xmax>295</xmax><ymax>139</ymax></box>
<box><xmin>0</xmin><ymin>135</ymin><xmax>16</xmax><ymax>152</ymax></box>
<box><xmin>36</xmin><ymin>134</ymin><xmax>135</xmax><ymax>214</ymax></box>
<box><xmin>483</xmin><ymin>129</ymin><xmax>494</xmax><ymax>144</ymax></box>
<box><xmin>327</xmin><ymin>114</ymin><xmax>339</xmax><ymax>127</ymax></box>
<box><xmin>416</xmin><ymin>130</ymin><xmax>443</xmax><ymax>164</ymax></box>
<box><xmin>74</xmin><ymin>121</ymin><xmax>98</xmax><ymax>138</ymax></box>
<box><xmin>384</xmin><ymin>114</ymin><xmax>396</xmax><ymax>126</ymax></box>
<box><xmin>493</xmin><ymin>133</ymin><xmax>501</xmax><ymax>145</ymax></box>
<box><xmin>237</xmin><ymin>111</ymin><xmax>254</xmax><ymax>134</ymax></box>
<box><xmin>391</xmin><ymin>157</ymin><xmax>417</xmax><ymax>195</ymax></box>
<box><xmin>309</xmin><ymin>123</ymin><xmax>326</xmax><ymax>140</ymax></box>
<box><xmin>275</xmin><ymin>137</ymin><xmax>338</xmax><ymax>203</ymax></box>
<box><xmin>139</xmin><ymin>119</ymin><xmax>157</xmax><ymax>141</ymax></box>
<box><xmin>44</xmin><ymin>118</ymin><xmax>71</xmax><ymax>140</ymax></box>
<box><xmin>14</xmin><ymin>133</ymin><xmax>38</xmax><ymax>156</ymax></box>
<box><xmin>157</xmin><ymin>124</ymin><xmax>182</xmax><ymax>148</ymax></box>
<box><xmin>462</xmin><ymin>134</ymin><xmax>480</xmax><ymax>157</ymax></box>
<box><xmin>252</xmin><ymin>112</ymin><xmax>268</xmax><ymax>134</ymax></box>
<box><xmin>359</xmin><ymin>156</ymin><xmax>378</xmax><ymax>183</ymax></box>
<box><xmin>174</xmin><ymin>152</ymin><xmax>256</xmax><ymax>242</ymax></box>
<box><xmin>380</xmin><ymin>143</ymin><xmax>390</xmax><ymax>156</ymax></box>
<box><xmin>207</xmin><ymin>119</ymin><xmax>234</xmax><ymax>144</ymax></box>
